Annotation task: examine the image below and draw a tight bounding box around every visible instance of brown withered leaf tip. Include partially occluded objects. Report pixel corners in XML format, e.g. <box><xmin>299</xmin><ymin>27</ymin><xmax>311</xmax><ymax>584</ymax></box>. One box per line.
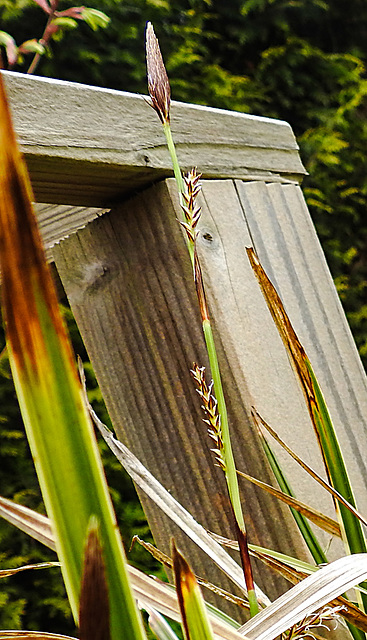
<box><xmin>0</xmin><ymin>72</ymin><xmax>70</xmax><ymax>372</ymax></box>
<box><xmin>79</xmin><ymin>520</ymin><xmax>110</xmax><ymax>640</ymax></box>
<box><xmin>171</xmin><ymin>539</ymin><xmax>197</xmax><ymax>640</ymax></box>
<box><xmin>146</xmin><ymin>21</ymin><xmax>171</xmax><ymax>124</ymax></box>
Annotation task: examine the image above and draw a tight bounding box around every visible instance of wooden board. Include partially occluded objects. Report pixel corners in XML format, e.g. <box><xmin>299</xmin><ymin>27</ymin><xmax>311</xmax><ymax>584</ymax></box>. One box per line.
<box><xmin>186</xmin><ymin>178</ymin><xmax>367</xmax><ymax>560</ymax></box>
<box><xmin>53</xmin><ymin>174</ymin><xmax>367</xmax><ymax>619</ymax></box>
<box><xmin>2</xmin><ymin>71</ymin><xmax>306</xmax><ymax>206</ymax></box>
<box><xmin>53</xmin><ymin>179</ymin><xmax>309</xmax><ymax>616</ymax></box>
<box><xmin>235</xmin><ymin>180</ymin><xmax>367</xmax><ymax>518</ymax></box>
<box><xmin>34</xmin><ymin>203</ymin><xmax>107</xmax><ymax>260</ymax></box>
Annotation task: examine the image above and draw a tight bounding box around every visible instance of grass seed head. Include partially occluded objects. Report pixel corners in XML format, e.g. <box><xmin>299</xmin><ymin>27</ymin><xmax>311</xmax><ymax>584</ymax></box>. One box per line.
<box><xmin>179</xmin><ymin>169</ymin><xmax>202</xmax><ymax>244</ymax></box>
<box><xmin>145</xmin><ymin>22</ymin><xmax>171</xmax><ymax>124</ymax></box>
<box><xmin>190</xmin><ymin>363</ymin><xmax>225</xmax><ymax>469</ymax></box>
<box><xmin>282</xmin><ymin>605</ymin><xmax>345</xmax><ymax>640</ymax></box>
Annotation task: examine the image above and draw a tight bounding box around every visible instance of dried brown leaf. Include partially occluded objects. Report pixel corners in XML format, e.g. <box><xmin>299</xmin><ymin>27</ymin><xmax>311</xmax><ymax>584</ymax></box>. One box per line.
<box><xmin>253</xmin><ymin>408</ymin><xmax>367</xmax><ymax>530</ymax></box>
<box><xmin>131</xmin><ymin>535</ymin><xmax>249</xmax><ymax>610</ymax></box>
<box><xmin>0</xmin><ymin>562</ymin><xmax>59</xmax><ymax>579</ymax></box>
<box><xmin>79</xmin><ymin>519</ymin><xmax>110</xmax><ymax>640</ymax></box>
<box><xmin>237</xmin><ymin>468</ymin><xmax>341</xmax><ymax>538</ymax></box>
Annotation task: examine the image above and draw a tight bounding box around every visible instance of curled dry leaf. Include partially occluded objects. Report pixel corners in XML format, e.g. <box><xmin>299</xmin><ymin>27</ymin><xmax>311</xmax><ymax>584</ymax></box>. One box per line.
<box><xmin>131</xmin><ymin>535</ymin><xmax>249</xmax><ymax>611</ymax></box>
<box><xmin>0</xmin><ymin>562</ymin><xmax>60</xmax><ymax>579</ymax></box>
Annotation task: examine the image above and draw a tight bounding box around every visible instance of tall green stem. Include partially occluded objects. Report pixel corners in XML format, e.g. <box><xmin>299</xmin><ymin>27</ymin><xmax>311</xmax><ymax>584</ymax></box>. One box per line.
<box><xmin>163</xmin><ymin>122</ymin><xmax>183</xmax><ymax>194</ymax></box>
<box><xmin>164</xmin><ymin>120</ymin><xmax>259</xmax><ymax>617</ymax></box>
<box><xmin>145</xmin><ymin>17</ymin><xmax>259</xmax><ymax>607</ymax></box>
<box><xmin>163</xmin><ymin>122</ymin><xmax>195</xmax><ymax>266</ymax></box>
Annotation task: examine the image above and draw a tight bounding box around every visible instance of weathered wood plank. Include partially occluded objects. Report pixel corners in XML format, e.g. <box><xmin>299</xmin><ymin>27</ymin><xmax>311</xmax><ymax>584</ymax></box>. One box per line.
<box><xmin>189</xmin><ymin>177</ymin><xmax>367</xmax><ymax>558</ymax></box>
<box><xmin>34</xmin><ymin>203</ymin><xmax>107</xmax><ymax>260</ymax></box>
<box><xmin>2</xmin><ymin>71</ymin><xmax>306</xmax><ymax>206</ymax></box>
<box><xmin>52</xmin><ymin>179</ymin><xmax>308</xmax><ymax>616</ymax></box>
<box><xmin>235</xmin><ymin>180</ymin><xmax>367</xmax><ymax>517</ymax></box>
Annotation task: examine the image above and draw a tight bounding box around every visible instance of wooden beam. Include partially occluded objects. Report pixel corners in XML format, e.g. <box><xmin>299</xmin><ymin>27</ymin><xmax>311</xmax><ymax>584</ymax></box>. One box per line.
<box><xmin>34</xmin><ymin>203</ymin><xmax>107</xmax><ymax>261</ymax></box>
<box><xmin>2</xmin><ymin>71</ymin><xmax>306</xmax><ymax>207</ymax></box>
<box><xmin>52</xmin><ymin>178</ymin><xmax>313</xmax><ymax>616</ymax></box>
<box><xmin>233</xmin><ymin>180</ymin><xmax>367</xmax><ymax>521</ymax></box>
<box><xmin>191</xmin><ymin>178</ymin><xmax>367</xmax><ymax>556</ymax></box>
<box><xmin>53</xmin><ymin>176</ymin><xmax>367</xmax><ymax>611</ymax></box>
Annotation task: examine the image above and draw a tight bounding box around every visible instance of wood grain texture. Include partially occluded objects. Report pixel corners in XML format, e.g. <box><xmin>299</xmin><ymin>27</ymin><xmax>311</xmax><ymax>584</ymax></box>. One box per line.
<box><xmin>168</xmin><ymin>178</ymin><xmax>337</xmax><ymax>552</ymax></box>
<box><xmin>2</xmin><ymin>71</ymin><xmax>306</xmax><ymax>206</ymax></box>
<box><xmin>235</xmin><ymin>181</ymin><xmax>367</xmax><ymax>522</ymax></box>
<box><xmin>53</xmin><ymin>179</ymin><xmax>308</xmax><ymax>618</ymax></box>
<box><xmin>34</xmin><ymin>203</ymin><xmax>107</xmax><ymax>260</ymax></box>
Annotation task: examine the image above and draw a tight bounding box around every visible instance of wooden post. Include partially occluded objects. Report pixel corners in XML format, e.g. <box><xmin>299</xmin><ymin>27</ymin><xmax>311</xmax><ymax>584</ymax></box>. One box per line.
<box><xmin>4</xmin><ymin>70</ymin><xmax>367</xmax><ymax>617</ymax></box>
<box><xmin>52</xmin><ymin>179</ymin><xmax>306</xmax><ymax>613</ymax></box>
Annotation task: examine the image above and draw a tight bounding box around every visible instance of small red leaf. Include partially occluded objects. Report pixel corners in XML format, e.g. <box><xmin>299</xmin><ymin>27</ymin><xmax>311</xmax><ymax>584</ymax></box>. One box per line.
<box><xmin>33</xmin><ymin>0</ymin><xmax>52</xmax><ymax>14</ymax></box>
<box><xmin>55</xmin><ymin>6</ymin><xmax>84</xmax><ymax>19</ymax></box>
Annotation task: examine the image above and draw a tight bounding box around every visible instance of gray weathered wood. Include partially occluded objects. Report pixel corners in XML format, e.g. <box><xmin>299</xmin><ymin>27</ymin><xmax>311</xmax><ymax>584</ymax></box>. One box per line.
<box><xmin>235</xmin><ymin>181</ymin><xmax>367</xmax><ymax>518</ymax></box>
<box><xmin>52</xmin><ymin>179</ymin><xmax>308</xmax><ymax>616</ymax></box>
<box><xmin>53</xmin><ymin>175</ymin><xmax>367</xmax><ymax>598</ymax></box>
<box><xmin>34</xmin><ymin>203</ymin><xmax>107</xmax><ymax>260</ymax></box>
<box><xmin>3</xmin><ymin>68</ymin><xmax>365</xmax><ymax>632</ymax></box>
<box><xmin>188</xmin><ymin>178</ymin><xmax>367</xmax><ymax>558</ymax></box>
<box><xmin>2</xmin><ymin>70</ymin><xmax>306</xmax><ymax>207</ymax></box>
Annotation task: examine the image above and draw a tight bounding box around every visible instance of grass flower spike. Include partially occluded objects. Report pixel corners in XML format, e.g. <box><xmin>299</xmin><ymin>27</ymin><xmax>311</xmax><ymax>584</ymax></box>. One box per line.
<box><xmin>146</xmin><ymin>21</ymin><xmax>170</xmax><ymax>124</ymax></box>
<box><xmin>191</xmin><ymin>363</ymin><xmax>225</xmax><ymax>471</ymax></box>
<box><xmin>146</xmin><ymin>24</ymin><xmax>259</xmax><ymax>617</ymax></box>
<box><xmin>146</xmin><ymin>22</ymin><xmax>183</xmax><ymax>192</ymax></box>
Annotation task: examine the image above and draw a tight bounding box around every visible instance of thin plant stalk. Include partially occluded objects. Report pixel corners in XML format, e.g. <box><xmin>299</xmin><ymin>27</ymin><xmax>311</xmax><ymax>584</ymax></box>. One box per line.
<box><xmin>27</xmin><ymin>0</ymin><xmax>61</xmax><ymax>74</ymax></box>
<box><xmin>163</xmin><ymin>121</ymin><xmax>184</xmax><ymax>193</ymax></box>
<box><xmin>145</xmin><ymin>22</ymin><xmax>259</xmax><ymax>617</ymax></box>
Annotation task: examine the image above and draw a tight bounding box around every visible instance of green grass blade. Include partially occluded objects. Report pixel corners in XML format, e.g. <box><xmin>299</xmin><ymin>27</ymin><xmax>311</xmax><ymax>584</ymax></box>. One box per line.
<box><xmin>172</xmin><ymin>541</ymin><xmax>215</xmax><ymax>640</ymax></box>
<box><xmin>254</xmin><ymin>415</ymin><xmax>328</xmax><ymax>564</ymax></box>
<box><xmin>307</xmin><ymin>360</ymin><xmax>367</xmax><ymax>554</ymax></box>
<box><xmin>247</xmin><ymin>247</ymin><xmax>367</xmax><ymax>616</ymax></box>
<box><xmin>254</xmin><ymin>410</ymin><xmax>367</xmax><ymax>529</ymax></box>
<box><xmin>0</xmin><ymin>73</ymin><xmax>146</xmax><ymax>640</ymax></box>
